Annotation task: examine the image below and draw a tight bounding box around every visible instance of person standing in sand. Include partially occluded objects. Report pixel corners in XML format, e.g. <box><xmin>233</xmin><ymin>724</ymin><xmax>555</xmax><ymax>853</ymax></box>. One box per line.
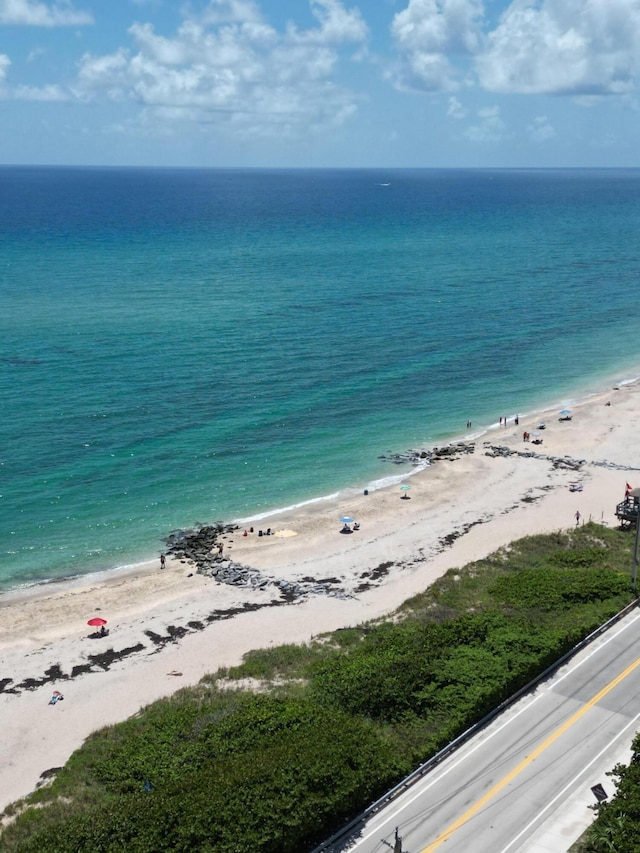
<box><xmin>575</xmin><ymin>510</ymin><xmax>581</xmax><ymax>526</ymax></box>
<box><xmin>160</xmin><ymin>553</ymin><xmax>166</xmax><ymax>569</ymax></box>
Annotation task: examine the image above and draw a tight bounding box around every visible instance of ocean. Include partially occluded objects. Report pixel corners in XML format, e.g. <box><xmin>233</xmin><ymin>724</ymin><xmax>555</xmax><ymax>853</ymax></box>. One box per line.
<box><xmin>2</xmin><ymin>166</ymin><xmax>640</xmax><ymax>592</ymax></box>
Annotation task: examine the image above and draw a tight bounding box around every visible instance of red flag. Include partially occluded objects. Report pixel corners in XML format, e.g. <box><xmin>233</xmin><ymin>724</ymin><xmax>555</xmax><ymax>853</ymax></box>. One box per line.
<box><xmin>627</xmin><ymin>483</ymin><xmax>633</xmax><ymax>492</ymax></box>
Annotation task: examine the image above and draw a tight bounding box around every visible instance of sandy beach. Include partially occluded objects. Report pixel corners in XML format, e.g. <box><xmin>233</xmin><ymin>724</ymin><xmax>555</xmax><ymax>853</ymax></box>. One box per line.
<box><xmin>2</xmin><ymin>379</ymin><xmax>640</xmax><ymax>817</ymax></box>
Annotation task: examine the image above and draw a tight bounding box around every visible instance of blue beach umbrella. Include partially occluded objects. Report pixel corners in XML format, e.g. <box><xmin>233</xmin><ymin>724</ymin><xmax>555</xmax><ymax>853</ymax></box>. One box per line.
<box><xmin>340</xmin><ymin>516</ymin><xmax>354</xmax><ymax>524</ymax></box>
<box><xmin>400</xmin><ymin>484</ymin><xmax>411</xmax><ymax>498</ymax></box>
<box><xmin>560</xmin><ymin>408</ymin><xmax>572</xmax><ymax>415</ymax></box>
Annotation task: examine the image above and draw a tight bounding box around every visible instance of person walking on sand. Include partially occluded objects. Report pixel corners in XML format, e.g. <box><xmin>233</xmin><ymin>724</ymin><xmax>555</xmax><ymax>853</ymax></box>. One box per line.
<box><xmin>160</xmin><ymin>553</ymin><xmax>166</xmax><ymax>569</ymax></box>
<box><xmin>575</xmin><ymin>510</ymin><xmax>581</xmax><ymax>526</ymax></box>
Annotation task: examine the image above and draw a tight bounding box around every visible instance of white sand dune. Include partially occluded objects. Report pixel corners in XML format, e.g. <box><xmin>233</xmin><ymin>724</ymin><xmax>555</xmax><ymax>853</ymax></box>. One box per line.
<box><xmin>2</xmin><ymin>380</ymin><xmax>639</xmax><ymax>814</ymax></box>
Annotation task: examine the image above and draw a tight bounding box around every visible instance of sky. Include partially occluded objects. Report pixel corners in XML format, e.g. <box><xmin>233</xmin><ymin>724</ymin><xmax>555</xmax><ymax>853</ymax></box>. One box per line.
<box><xmin>1</xmin><ymin>0</ymin><xmax>640</xmax><ymax>168</ymax></box>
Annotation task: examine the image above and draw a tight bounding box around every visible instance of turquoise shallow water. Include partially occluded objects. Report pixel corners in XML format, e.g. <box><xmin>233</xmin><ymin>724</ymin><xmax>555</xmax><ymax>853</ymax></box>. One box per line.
<box><xmin>1</xmin><ymin>167</ymin><xmax>640</xmax><ymax>590</ymax></box>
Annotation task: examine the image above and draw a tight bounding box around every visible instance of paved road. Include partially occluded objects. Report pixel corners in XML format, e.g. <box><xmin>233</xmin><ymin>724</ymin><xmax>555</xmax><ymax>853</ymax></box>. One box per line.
<box><xmin>334</xmin><ymin>607</ymin><xmax>640</xmax><ymax>853</ymax></box>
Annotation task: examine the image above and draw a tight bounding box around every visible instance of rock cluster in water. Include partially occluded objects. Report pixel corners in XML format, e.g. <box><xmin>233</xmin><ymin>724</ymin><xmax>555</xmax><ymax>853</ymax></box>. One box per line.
<box><xmin>380</xmin><ymin>442</ymin><xmax>475</xmax><ymax>466</ymax></box>
<box><xmin>164</xmin><ymin>524</ymin><xmax>350</xmax><ymax>600</ymax></box>
<box><xmin>483</xmin><ymin>444</ymin><xmax>585</xmax><ymax>470</ymax></box>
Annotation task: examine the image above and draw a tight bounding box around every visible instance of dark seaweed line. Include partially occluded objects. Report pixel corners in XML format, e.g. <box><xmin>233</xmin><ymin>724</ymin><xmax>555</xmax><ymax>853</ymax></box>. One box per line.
<box><xmin>0</xmin><ymin>600</ymin><xmax>287</xmax><ymax>696</ymax></box>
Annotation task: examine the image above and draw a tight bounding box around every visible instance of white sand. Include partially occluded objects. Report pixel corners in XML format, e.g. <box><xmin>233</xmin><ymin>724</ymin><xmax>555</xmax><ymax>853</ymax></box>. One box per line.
<box><xmin>2</xmin><ymin>380</ymin><xmax>639</xmax><ymax>814</ymax></box>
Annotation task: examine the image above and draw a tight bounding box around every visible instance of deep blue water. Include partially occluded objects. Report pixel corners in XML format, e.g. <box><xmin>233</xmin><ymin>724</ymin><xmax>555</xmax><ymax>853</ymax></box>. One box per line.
<box><xmin>1</xmin><ymin>167</ymin><xmax>640</xmax><ymax>590</ymax></box>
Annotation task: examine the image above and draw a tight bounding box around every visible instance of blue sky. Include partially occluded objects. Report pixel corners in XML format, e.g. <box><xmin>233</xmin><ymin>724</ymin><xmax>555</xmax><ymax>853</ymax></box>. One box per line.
<box><xmin>1</xmin><ymin>0</ymin><xmax>639</xmax><ymax>167</ymax></box>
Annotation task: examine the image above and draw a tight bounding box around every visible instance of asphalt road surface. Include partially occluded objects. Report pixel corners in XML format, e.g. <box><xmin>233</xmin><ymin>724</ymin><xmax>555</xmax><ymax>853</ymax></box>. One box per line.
<box><xmin>332</xmin><ymin>606</ymin><xmax>640</xmax><ymax>853</ymax></box>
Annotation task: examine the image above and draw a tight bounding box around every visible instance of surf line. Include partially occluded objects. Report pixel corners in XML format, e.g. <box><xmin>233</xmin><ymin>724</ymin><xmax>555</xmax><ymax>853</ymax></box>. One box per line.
<box><xmin>421</xmin><ymin>654</ymin><xmax>640</xmax><ymax>852</ymax></box>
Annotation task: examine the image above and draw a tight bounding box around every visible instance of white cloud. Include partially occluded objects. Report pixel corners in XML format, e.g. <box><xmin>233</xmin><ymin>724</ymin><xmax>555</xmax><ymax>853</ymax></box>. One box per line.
<box><xmin>0</xmin><ymin>47</ymin><xmax>70</xmax><ymax>100</ymax></box>
<box><xmin>0</xmin><ymin>53</ymin><xmax>10</xmax><ymax>82</ymax></box>
<box><xmin>391</xmin><ymin>0</ymin><xmax>484</xmax><ymax>91</ymax></box>
<box><xmin>390</xmin><ymin>0</ymin><xmax>640</xmax><ymax>98</ymax></box>
<box><xmin>290</xmin><ymin>0</ymin><xmax>369</xmax><ymax>45</ymax></box>
<box><xmin>75</xmin><ymin>49</ymin><xmax>130</xmax><ymax>101</ymax></box>
<box><xmin>528</xmin><ymin>114</ymin><xmax>555</xmax><ymax>142</ymax></box>
<box><xmin>0</xmin><ymin>0</ymin><xmax>93</xmax><ymax>26</ymax></box>
<box><xmin>478</xmin><ymin>0</ymin><xmax>640</xmax><ymax>95</ymax></box>
<box><xmin>74</xmin><ymin>1</ymin><xmax>368</xmax><ymax>138</ymax></box>
<box><xmin>464</xmin><ymin>104</ymin><xmax>506</xmax><ymax>141</ymax></box>
<box><xmin>13</xmin><ymin>82</ymin><xmax>69</xmax><ymax>99</ymax></box>
<box><xmin>447</xmin><ymin>94</ymin><xmax>466</xmax><ymax>118</ymax></box>
<box><xmin>200</xmin><ymin>0</ymin><xmax>264</xmax><ymax>26</ymax></box>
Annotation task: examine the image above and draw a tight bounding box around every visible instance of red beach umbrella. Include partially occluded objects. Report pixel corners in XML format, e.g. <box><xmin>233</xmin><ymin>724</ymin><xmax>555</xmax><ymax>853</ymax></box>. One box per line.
<box><xmin>87</xmin><ymin>617</ymin><xmax>107</xmax><ymax>627</ymax></box>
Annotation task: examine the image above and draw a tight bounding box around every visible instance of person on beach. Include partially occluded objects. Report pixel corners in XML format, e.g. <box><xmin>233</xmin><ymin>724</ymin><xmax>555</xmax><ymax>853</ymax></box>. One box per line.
<box><xmin>575</xmin><ymin>510</ymin><xmax>581</xmax><ymax>526</ymax></box>
<box><xmin>160</xmin><ymin>553</ymin><xmax>166</xmax><ymax>569</ymax></box>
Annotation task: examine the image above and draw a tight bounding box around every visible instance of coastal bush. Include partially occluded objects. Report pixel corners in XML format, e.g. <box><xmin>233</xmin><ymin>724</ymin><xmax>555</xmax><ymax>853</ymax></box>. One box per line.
<box><xmin>580</xmin><ymin>733</ymin><xmax>640</xmax><ymax>852</ymax></box>
<box><xmin>2</xmin><ymin>696</ymin><xmax>404</xmax><ymax>853</ymax></box>
<box><xmin>400</xmin><ymin>524</ymin><xmax>631</xmax><ymax>622</ymax></box>
<box><xmin>549</xmin><ymin>547</ymin><xmax>610</xmax><ymax>568</ymax></box>
<box><xmin>309</xmin><ymin>601</ymin><xmax>626</xmax><ymax>732</ymax></box>
<box><xmin>225</xmin><ymin>642</ymin><xmax>323</xmax><ymax>681</ymax></box>
<box><xmin>2</xmin><ymin>522</ymin><xmax>636</xmax><ymax>852</ymax></box>
<box><xmin>489</xmin><ymin>567</ymin><xmax>629</xmax><ymax>612</ymax></box>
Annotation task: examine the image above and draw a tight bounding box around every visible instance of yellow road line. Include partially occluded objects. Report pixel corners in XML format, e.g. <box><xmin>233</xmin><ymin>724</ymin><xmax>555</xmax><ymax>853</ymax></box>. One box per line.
<box><xmin>422</xmin><ymin>655</ymin><xmax>640</xmax><ymax>852</ymax></box>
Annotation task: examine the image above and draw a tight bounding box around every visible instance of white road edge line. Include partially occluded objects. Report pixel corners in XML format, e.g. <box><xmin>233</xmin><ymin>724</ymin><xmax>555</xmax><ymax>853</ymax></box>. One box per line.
<box><xmin>497</xmin><ymin>709</ymin><xmax>640</xmax><ymax>853</ymax></box>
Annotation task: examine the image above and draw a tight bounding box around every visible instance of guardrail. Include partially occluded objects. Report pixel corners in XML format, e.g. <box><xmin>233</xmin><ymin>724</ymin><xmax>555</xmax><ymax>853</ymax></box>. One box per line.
<box><xmin>310</xmin><ymin>598</ymin><xmax>640</xmax><ymax>853</ymax></box>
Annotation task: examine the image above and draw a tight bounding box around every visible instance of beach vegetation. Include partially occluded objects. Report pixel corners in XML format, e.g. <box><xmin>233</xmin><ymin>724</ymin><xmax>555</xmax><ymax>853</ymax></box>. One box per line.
<box><xmin>572</xmin><ymin>732</ymin><xmax>640</xmax><ymax>852</ymax></box>
<box><xmin>1</xmin><ymin>522</ymin><xmax>636</xmax><ymax>852</ymax></box>
<box><xmin>225</xmin><ymin>642</ymin><xmax>327</xmax><ymax>682</ymax></box>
